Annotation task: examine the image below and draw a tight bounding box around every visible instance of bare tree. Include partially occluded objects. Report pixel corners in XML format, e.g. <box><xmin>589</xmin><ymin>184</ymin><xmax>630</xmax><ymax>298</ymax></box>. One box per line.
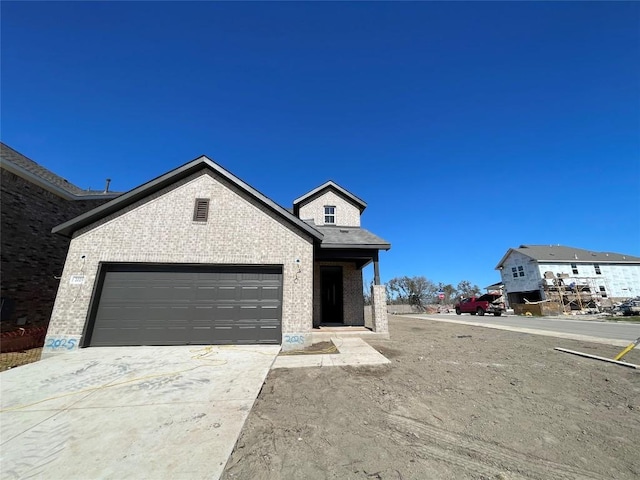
<box><xmin>363</xmin><ymin>280</ymin><xmax>372</xmax><ymax>305</ymax></box>
<box><xmin>434</xmin><ymin>282</ymin><xmax>457</xmax><ymax>304</ymax></box>
<box><xmin>387</xmin><ymin>276</ymin><xmax>436</xmax><ymax>307</ymax></box>
<box><xmin>456</xmin><ymin>280</ymin><xmax>481</xmax><ymax>299</ymax></box>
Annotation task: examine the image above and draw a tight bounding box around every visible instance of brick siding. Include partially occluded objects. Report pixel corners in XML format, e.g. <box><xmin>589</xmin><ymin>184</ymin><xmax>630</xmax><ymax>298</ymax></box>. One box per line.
<box><xmin>46</xmin><ymin>170</ymin><xmax>314</xmax><ymax>344</ymax></box>
<box><xmin>371</xmin><ymin>284</ymin><xmax>389</xmax><ymax>333</ymax></box>
<box><xmin>298</xmin><ymin>191</ymin><xmax>361</xmax><ymax>227</ymax></box>
<box><xmin>0</xmin><ymin>169</ymin><xmax>110</xmax><ymax>329</ymax></box>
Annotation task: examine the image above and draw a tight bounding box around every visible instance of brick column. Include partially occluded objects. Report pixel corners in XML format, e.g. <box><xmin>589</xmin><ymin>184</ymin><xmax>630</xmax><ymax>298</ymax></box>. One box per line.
<box><xmin>370</xmin><ymin>284</ymin><xmax>389</xmax><ymax>334</ymax></box>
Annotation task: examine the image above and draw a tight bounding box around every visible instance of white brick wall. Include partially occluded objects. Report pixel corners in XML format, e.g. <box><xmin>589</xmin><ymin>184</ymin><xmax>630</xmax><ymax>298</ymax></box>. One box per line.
<box><xmin>46</xmin><ymin>170</ymin><xmax>314</xmax><ymax>348</ymax></box>
<box><xmin>298</xmin><ymin>191</ymin><xmax>361</xmax><ymax>227</ymax></box>
<box><xmin>371</xmin><ymin>284</ymin><xmax>389</xmax><ymax>334</ymax></box>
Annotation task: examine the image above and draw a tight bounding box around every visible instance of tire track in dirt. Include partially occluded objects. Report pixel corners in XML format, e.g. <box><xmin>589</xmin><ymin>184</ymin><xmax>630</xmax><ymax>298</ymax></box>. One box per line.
<box><xmin>386</xmin><ymin>412</ymin><xmax>603</xmax><ymax>480</ymax></box>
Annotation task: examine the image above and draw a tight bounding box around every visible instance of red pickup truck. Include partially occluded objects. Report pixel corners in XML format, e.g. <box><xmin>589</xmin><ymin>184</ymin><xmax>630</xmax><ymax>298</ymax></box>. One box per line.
<box><xmin>455</xmin><ymin>293</ymin><xmax>505</xmax><ymax>316</ymax></box>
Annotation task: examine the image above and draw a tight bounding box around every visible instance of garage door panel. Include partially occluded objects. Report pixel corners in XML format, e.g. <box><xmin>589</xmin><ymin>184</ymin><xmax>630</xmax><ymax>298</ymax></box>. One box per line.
<box><xmin>258</xmin><ymin>310</ymin><xmax>281</xmax><ymax>323</ymax></box>
<box><xmin>215</xmin><ymin>287</ymin><xmax>238</xmax><ymax>301</ymax></box>
<box><xmin>89</xmin><ymin>265</ymin><xmax>282</xmax><ymax>346</ymax></box>
<box><xmin>261</xmin><ymin>287</ymin><xmax>280</xmax><ymax>300</ymax></box>
<box><xmin>192</xmin><ymin>306</ymin><xmax>214</xmax><ymax>320</ymax></box>
<box><xmin>195</xmin><ymin>286</ymin><xmax>216</xmax><ymax>300</ymax></box>
<box><xmin>241</xmin><ymin>286</ymin><xmax>259</xmax><ymax>293</ymax></box>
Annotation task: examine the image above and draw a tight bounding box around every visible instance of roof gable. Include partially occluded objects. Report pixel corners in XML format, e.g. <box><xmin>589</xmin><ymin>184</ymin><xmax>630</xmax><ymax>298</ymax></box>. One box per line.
<box><xmin>293</xmin><ymin>181</ymin><xmax>367</xmax><ymax>216</ymax></box>
<box><xmin>496</xmin><ymin>244</ymin><xmax>640</xmax><ymax>269</ymax></box>
<box><xmin>52</xmin><ymin>155</ymin><xmax>324</xmax><ymax>241</ymax></box>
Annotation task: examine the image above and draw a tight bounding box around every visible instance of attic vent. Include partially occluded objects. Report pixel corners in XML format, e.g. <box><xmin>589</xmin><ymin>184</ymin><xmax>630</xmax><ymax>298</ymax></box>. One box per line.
<box><xmin>193</xmin><ymin>198</ymin><xmax>210</xmax><ymax>222</ymax></box>
<box><xmin>340</xmin><ymin>229</ymin><xmax>350</xmax><ymax>233</ymax></box>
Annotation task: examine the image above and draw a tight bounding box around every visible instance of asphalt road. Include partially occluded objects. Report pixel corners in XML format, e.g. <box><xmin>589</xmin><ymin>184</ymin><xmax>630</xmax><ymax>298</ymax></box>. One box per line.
<box><xmin>411</xmin><ymin>313</ymin><xmax>640</xmax><ymax>346</ymax></box>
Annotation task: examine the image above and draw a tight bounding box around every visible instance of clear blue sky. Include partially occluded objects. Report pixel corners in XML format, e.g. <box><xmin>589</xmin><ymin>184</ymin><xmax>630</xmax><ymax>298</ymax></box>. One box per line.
<box><xmin>3</xmin><ymin>2</ymin><xmax>639</xmax><ymax>289</ymax></box>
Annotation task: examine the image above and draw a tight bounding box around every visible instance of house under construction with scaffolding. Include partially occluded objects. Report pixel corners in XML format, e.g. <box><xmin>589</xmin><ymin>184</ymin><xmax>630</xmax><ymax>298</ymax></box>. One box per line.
<box><xmin>495</xmin><ymin>245</ymin><xmax>640</xmax><ymax>314</ymax></box>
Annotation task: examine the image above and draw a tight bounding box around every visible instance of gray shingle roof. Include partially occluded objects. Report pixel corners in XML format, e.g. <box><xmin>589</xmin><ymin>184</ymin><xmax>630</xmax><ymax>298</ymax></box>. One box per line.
<box><xmin>312</xmin><ymin>225</ymin><xmax>390</xmax><ymax>249</ymax></box>
<box><xmin>0</xmin><ymin>143</ymin><xmax>117</xmax><ymax>197</ymax></box>
<box><xmin>496</xmin><ymin>245</ymin><xmax>640</xmax><ymax>268</ymax></box>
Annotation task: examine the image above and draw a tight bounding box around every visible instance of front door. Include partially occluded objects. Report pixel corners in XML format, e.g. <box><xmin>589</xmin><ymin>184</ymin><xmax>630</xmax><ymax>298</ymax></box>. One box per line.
<box><xmin>320</xmin><ymin>266</ymin><xmax>343</xmax><ymax>324</ymax></box>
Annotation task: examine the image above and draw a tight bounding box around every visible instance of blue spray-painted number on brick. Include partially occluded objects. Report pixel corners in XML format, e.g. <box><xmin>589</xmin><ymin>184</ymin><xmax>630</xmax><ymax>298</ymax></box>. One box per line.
<box><xmin>284</xmin><ymin>335</ymin><xmax>305</xmax><ymax>344</ymax></box>
<box><xmin>45</xmin><ymin>338</ymin><xmax>77</xmax><ymax>350</ymax></box>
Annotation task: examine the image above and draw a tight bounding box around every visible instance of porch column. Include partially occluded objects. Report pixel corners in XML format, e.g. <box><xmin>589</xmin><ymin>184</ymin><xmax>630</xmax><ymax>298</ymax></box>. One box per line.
<box><xmin>373</xmin><ymin>250</ymin><xmax>381</xmax><ymax>285</ymax></box>
<box><xmin>370</xmin><ymin>249</ymin><xmax>388</xmax><ymax>334</ymax></box>
<box><xmin>370</xmin><ymin>284</ymin><xmax>389</xmax><ymax>334</ymax></box>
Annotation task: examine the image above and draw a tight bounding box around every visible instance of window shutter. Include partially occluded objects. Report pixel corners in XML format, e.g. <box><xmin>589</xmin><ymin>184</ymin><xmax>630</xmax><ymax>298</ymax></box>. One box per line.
<box><xmin>193</xmin><ymin>198</ymin><xmax>210</xmax><ymax>222</ymax></box>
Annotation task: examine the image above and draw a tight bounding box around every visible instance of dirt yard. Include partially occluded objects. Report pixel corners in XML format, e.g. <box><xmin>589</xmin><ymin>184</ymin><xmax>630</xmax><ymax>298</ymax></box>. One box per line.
<box><xmin>221</xmin><ymin>315</ymin><xmax>640</xmax><ymax>480</ymax></box>
<box><xmin>0</xmin><ymin>347</ymin><xmax>42</xmax><ymax>372</ymax></box>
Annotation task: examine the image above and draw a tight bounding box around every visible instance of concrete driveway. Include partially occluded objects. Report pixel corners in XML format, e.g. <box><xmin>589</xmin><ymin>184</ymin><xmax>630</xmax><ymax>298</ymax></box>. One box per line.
<box><xmin>0</xmin><ymin>344</ymin><xmax>280</xmax><ymax>480</ymax></box>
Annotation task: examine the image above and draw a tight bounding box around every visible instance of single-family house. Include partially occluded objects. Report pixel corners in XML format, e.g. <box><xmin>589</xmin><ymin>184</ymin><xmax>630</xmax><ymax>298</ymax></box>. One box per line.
<box><xmin>44</xmin><ymin>154</ymin><xmax>390</xmax><ymax>354</ymax></box>
<box><xmin>496</xmin><ymin>245</ymin><xmax>640</xmax><ymax>310</ymax></box>
<box><xmin>0</xmin><ymin>143</ymin><xmax>119</xmax><ymax>328</ymax></box>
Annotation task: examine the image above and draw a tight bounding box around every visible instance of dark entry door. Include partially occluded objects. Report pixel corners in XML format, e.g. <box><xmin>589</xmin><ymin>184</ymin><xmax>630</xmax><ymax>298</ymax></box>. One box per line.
<box><xmin>320</xmin><ymin>266</ymin><xmax>343</xmax><ymax>324</ymax></box>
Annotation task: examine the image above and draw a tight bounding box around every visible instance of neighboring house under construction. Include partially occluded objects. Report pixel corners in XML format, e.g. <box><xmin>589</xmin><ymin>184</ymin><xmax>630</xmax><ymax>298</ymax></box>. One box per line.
<box><xmin>496</xmin><ymin>245</ymin><xmax>640</xmax><ymax>313</ymax></box>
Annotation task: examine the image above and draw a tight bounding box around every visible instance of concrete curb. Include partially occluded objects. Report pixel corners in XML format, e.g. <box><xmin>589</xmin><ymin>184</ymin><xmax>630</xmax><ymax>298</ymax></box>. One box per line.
<box><xmin>407</xmin><ymin>315</ymin><xmax>632</xmax><ymax>347</ymax></box>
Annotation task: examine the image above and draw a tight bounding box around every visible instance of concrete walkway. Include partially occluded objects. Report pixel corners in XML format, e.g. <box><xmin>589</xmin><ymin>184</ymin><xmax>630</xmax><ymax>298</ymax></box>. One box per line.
<box><xmin>0</xmin><ymin>345</ymin><xmax>279</xmax><ymax>480</ymax></box>
<box><xmin>273</xmin><ymin>337</ymin><xmax>390</xmax><ymax>369</ymax></box>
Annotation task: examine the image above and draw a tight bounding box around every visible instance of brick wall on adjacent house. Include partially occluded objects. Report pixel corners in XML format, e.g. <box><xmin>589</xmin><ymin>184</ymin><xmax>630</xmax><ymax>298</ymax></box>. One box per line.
<box><xmin>0</xmin><ymin>169</ymin><xmax>110</xmax><ymax>329</ymax></box>
<box><xmin>46</xmin><ymin>170</ymin><xmax>315</xmax><ymax>343</ymax></box>
<box><xmin>313</xmin><ymin>261</ymin><xmax>364</xmax><ymax>327</ymax></box>
<box><xmin>298</xmin><ymin>191</ymin><xmax>361</xmax><ymax>227</ymax></box>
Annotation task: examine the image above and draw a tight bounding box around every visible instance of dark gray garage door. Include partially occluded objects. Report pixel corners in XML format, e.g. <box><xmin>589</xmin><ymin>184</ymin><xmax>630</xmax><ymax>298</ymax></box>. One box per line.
<box><xmin>87</xmin><ymin>264</ymin><xmax>282</xmax><ymax>346</ymax></box>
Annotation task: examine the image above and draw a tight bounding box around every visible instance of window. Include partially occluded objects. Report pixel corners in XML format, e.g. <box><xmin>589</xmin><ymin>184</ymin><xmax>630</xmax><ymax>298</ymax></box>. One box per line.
<box><xmin>324</xmin><ymin>206</ymin><xmax>335</xmax><ymax>224</ymax></box>
<box><xmin>512</xmin><ymin>267</ymin><xmax>518</xmax><ymax>278</ymax></box>
<box><xmin>594</xmin><ymin>264</ymin><xmax>601</xmax><ymax>275</ymax></box>
<box><xmin>599</xmin><ymin>286</ymin><xmax>607</xmax><ymax>298</ymax></box>
<box><xmin>512</xmin><ymin>266</ymin><xmax>525</xmax><ymax>278</ymax></box>
<box><xmin>518</xmin><ymin>266</ymin><xmax>525</xmax><ymax>277</ymax></box>
<box><xmin>193</xmin><ymin>198</ymin><xmax>210</xmax><ymax>222</ymax></box>
<box><xmin>571</xmin><ymin>263</ymin><xmax>579</xmax><ymax>274</ymax></box>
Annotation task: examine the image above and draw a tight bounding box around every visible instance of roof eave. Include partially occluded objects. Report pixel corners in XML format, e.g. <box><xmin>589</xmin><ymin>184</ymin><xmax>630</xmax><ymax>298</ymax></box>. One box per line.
<box><xmin>1</xmin><ymin>157</ymin><xmax>119</xmax><ymax>201</ymax></box>
<box><xmin>496</xmin><ymin>246</ymin><xmax>640</xmax><ymax>267</ymax></box>
<box><xmin>320</xmin><ymin>243</ymin><xmax>391</xmax><ymax>250</ymax></box>
<box><xmin>495</xmin><ymin>248</ymin><xmax>515</xmax><ymax>270</ymax></box>
<box><xmin>538</xmin><ymin>259</ymin><xmax>640</xmax><ymax>264</ymax></box>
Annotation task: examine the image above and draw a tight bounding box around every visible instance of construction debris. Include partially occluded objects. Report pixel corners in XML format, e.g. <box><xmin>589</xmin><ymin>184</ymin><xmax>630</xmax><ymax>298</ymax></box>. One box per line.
<box><xmin>555</xmin><ymin>337</ymin><xmax>640</xmax><ymax>369</ymax></box>
<box><xmin>541</xmin><ymin>272</ymin><xmax>610</xmax><ymax>313</ymax></box>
